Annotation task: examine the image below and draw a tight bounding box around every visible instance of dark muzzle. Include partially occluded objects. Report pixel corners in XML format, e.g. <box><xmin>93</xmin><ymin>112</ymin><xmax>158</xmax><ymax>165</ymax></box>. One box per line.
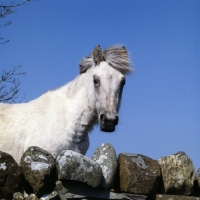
<box><xmin>99</xmin><ymin>113</ymin><xmax>119</xmax><ymax>132</ymax></box>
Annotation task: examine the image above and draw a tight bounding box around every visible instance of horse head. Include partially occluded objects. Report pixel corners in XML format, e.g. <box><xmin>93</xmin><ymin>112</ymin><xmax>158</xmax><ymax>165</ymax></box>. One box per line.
<box><xmin>79</xmin><ymin>45</ymin><xmax>132</xmax><ymax>132</ymax></box>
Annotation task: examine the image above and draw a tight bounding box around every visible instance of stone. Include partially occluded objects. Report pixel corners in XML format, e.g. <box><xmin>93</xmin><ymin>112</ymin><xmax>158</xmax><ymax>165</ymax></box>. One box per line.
<box><xmin>20</xmin><ymin>146</ymin><xmax>56</xmax><ymax>198</ymax></box>
<box><xmin>56</xmin><ymin>150</ymin><xmax>102</xmax><ymax>187</ymax></box>
<box><xmin>197</xmin><ymin>168</ymin><xmax>200</xmax><ymax>187</ymax></box>
<box><xmin>158</xmin><ymin>151</ymin><xmax>197</xmax><ymax>195</ymax></box>
<box><xmin>156</xmin><ymin>194</ymin><xmax>200</xmax><ymax>200</ymax></box>
<box><xmin>55</xmin><ymin>180</ymin><xmax>147</xmax><ymax>199</ymax></box>
<box><xmin>196</xmin><ymin>168</ymin><xmax>200</xmax><ymax>196</ymax></box>
<box><xmin>91</xmin><ymin>143</ymin><xmax>118</xmax><ymax>189</ymax></box>
<box><xmin>26</xmin><ymin>194</ymin><xmax>39</xmax><ymax>200</ymax></box>
<box><xmin>0</xmin><ymin>151</ymin><xmax>23</xmax><ymax>199</ymax></box>
<box><xmin>39</xmin><ymin>191</ymin><xmax>60</xmax><ymax>200</ymax></box>
<box><xmin>13</xmin><ymin>192</ymin><xmax>24</xmax><ymax>200</ymax></box>
<box><xmin>118</xmin><ymin>153</ymin><xmax>161</xmax><ymax>195</ymax></box>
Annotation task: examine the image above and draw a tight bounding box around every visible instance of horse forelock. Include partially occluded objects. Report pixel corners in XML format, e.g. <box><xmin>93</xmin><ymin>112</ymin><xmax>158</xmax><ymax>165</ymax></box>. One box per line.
<box><xmin>103</xmin><ymin>45</ymin><xmax>132</xmax><ymax>75</ymax></box>
<box><xmin>79</xmin><ymin>45</ymin><xmax>132</xmax><ymax>75</ymax></box>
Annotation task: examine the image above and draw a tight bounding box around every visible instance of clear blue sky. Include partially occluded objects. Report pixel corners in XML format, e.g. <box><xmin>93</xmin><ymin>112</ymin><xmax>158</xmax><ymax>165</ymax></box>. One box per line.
<box><xmin>1</xmin><ymin>0</ymin><xmax>199</xmax><ymax>170</ymax></box>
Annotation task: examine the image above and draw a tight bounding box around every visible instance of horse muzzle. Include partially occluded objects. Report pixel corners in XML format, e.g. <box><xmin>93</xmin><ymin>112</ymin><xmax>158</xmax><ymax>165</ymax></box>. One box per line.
<box><xmin>99</xmin><ymin>113</ymin><xmax>119</xmax><ymax>132</ymax></box>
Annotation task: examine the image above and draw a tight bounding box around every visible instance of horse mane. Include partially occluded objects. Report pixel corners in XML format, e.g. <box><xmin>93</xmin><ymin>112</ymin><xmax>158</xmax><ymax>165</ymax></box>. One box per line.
<box><xmin>79</xmin><ymin>45</ymin><xmax>132</xmax><ymax>75</ymax></box>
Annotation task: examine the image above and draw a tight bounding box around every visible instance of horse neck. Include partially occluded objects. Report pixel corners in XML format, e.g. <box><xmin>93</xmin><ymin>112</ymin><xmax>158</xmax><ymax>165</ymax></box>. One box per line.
<box><xmin>61</xmin><ymin>72</ymin><xmax>98</xmax><ymax>126</ymax></box>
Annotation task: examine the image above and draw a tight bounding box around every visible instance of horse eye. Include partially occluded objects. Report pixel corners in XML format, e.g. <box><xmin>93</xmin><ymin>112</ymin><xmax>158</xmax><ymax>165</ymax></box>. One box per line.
<box><xmin>93</xmin><ymin>76</ymin><xmax>100</xmax><ymax>87</ymax></box>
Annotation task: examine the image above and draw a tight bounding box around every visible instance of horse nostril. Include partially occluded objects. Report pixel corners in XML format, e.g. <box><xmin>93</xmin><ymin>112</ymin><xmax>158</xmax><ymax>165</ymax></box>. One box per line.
<box><xmin>100</xmin><ymin>113</ymin><xmax>118</xmax><ymax>126</ymax></box>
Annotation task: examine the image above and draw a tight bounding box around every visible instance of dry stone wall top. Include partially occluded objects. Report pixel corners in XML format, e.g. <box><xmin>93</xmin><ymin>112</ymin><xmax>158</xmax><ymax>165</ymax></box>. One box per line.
<box><xmin>91</xmin><ymin>143</ymin><xmax>118</xmax><ymax>189</ymax></box>
<box><xmin>118</xmin><ymin>152</ymin><xmax>161</xmax><ymax>195</ymax></box>
<box><xmin>0</xmin><ymin>144</ymin><xmax>199</xmax><ymax>199</ymax></box>
<box><xmin>156</xmin><ymin>194</ymin><xmax>200</xmax><ymax>200</ymax></box>
<box><xmin>0</xmin><ymin>151</ymin><xmax>23</xmax><ymax>199</ymax></box>
<box><xmin>20</xmin><ymin>146</ymin><xmax>56</xmax><ymax>198</ymax></box>
<box><xmin>56</xmin><ymin>150</ymin><xmax>102</xmax><ymax>187</ymax></box>
<box><xmin>158</xmin><ymin>151</ymin><xmax>197</xmax><ymax>195</ymax></box>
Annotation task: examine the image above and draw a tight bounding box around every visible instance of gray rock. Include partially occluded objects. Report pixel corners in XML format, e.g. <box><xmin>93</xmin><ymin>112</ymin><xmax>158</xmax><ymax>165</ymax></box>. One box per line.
<box><xmin>196</xmin><ymin>168</ymin><xmax>200</xmax><ymax>196</ymax></box>
<box><xmin>20</xmin><ymin>146</ymin><xmax>56</xmax><ymax>198</ymax></box>
<box><xmin>156</xmin><ymin>194</ymin><xmax>200</xmax><ymax>200</ymax></box>
<box><xmin>158</xmin><ymin>151</ymin><xmax>197</xmax><ymax>195</ymax></box>
<box><xmin>198</xmin><ymin>168</ymin><xmax>200</xmax><ymax>187</ymax></box>
<box><xmin>13</xmin><ymin>192</ymin><xmax>24</xmax><ymax>200</ymax></box>
<box><xmin>55</xmin><ymin>180</ymin><xmax>147</xmax><ymax>199</ymax></box>
<box><xmin>26</xmin><ymin>194</ymin><xmax>39</xmax><ymax>200</ymax></box>
<box><xmin>118</xmin><ymin>153</ymin><xmax>161</xmax><ymax>195</ymax></box>
<box><xmin>0</xmin><ymin>151</ymin><xmax>23</xmax><ymax>199</ymax></box>
<box><xmin>56</xmin><ymin>150</ymin><xmax>102</xmax><ymax>187</ymax></box>
<box><xmin>91</xmin><ymin>143</ymin><xmax>118</xmax><ymax>189</ymax></box>
<box><xmin>39</xmin><ymin>191</ymin><xmax>60</xmax><ymax>200</ymax></box>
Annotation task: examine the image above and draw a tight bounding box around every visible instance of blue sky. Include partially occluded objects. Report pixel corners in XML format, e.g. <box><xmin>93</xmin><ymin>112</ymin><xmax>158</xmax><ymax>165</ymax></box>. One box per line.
<box><xmin>1</xmin><ymin>0</ymin><xmax>199</xmax><ymax>170</ymax></box>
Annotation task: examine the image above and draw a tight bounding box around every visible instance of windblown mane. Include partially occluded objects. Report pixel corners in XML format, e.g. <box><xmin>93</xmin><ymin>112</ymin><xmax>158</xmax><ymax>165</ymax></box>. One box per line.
<box><xmin>79</xmin><ymin>45</ymin><xmax>132</xmax><ymax>75</ymax></box>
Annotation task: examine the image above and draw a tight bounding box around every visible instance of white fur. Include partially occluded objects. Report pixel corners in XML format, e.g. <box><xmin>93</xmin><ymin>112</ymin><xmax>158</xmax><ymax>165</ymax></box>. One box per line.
<box><xmin>0</xmin><ymin>61</ymin><xmax>127</xmax><ymax>164</ymax></box>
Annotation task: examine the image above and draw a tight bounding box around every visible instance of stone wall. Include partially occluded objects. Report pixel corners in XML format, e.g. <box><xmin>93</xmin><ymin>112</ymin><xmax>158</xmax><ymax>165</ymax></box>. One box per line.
<box><xmin>0</xmin><ymin>143</ymin><xmax>199</xmax><ymax>200</ymax></box>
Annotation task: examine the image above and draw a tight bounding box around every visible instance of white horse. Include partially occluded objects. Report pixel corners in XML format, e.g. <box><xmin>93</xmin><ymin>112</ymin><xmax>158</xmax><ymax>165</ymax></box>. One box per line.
<box><xmin>0</xmin><ymin>45</ymin><xmax>132</xmax><ymax>164</ymax></box>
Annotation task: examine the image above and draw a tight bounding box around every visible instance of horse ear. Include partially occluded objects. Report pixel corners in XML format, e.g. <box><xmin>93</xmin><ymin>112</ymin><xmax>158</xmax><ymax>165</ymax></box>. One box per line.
<box><xmin>93</xmin><ymin>45</ymin><xmax>104</xmax><ymax>66</ymax></box>
<box><xmin>79</xmin><ymin>45</ymin><xmax>104</xmax><ymax>74</ymax></box>
<box><xmin>79</xmin><ymin>55</ymin><xmax>94</xmax><ymax>74</ymax></box>
<box><xmin>122</xmin><ymin>46</ymin><xmax>126</xmax><ymax>50</ymax></box>
<box><xmin>121</xmin><ymin>46</ymin><xmax>127</xmax><ymax>53</ymax></box>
